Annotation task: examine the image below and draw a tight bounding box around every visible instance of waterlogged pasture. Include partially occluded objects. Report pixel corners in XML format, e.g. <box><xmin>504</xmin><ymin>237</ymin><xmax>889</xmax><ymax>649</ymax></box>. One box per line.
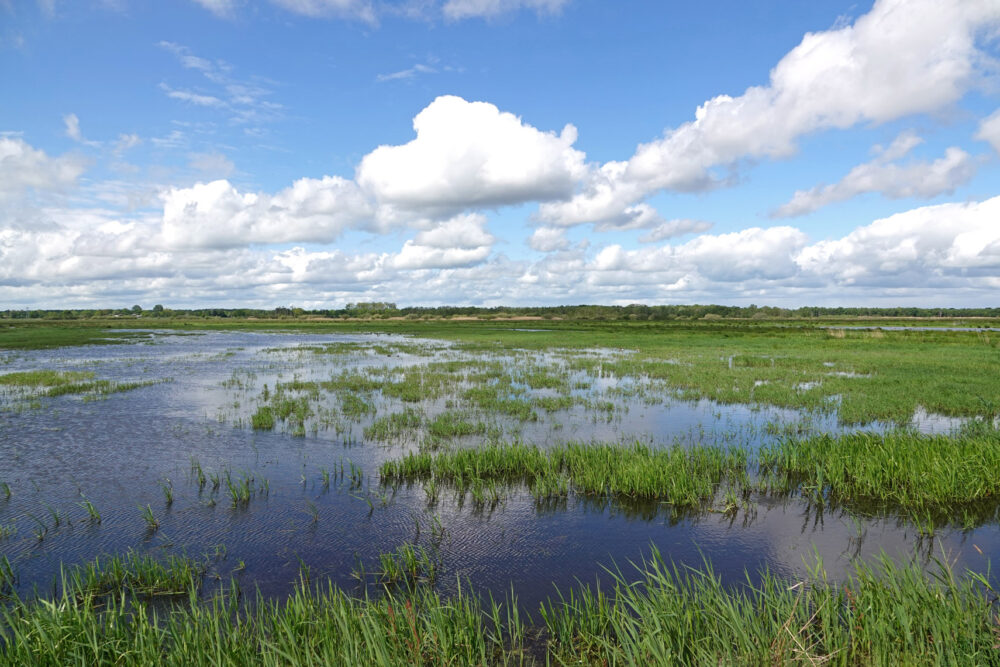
<box><xmin>2</xmin><ymin>323</ymin><xmax>1000</xmax><ymax>662</ymax></box>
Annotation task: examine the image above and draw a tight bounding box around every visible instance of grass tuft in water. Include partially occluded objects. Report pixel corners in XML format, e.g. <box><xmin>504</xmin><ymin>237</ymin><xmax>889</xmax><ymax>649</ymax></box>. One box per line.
<box><xmin>64</xmin><ymin>550</ymin><xmax>208</xmax><ymax>598</ymax></box>
<box><xmin>381</xmin><ymin>441</ymin><xmax>747</xmax><ymax>508</ymax></box>
<box><xmin>139</xmin><ymin>504</ymin><xmax>158</xmax><ymax>532</ymax></box>
<box><xmin>250</xmin><ymin>405</ymin><xmax>275</xmax><ymax>430</ymax></box>
<box><xmin>78</xmin><ymin>498</ymin><xmax>101</xmax><ymax>524</ymax></box>
<box><xmin>760</xmin><ymin>423</ymin><xmax>1000</xmax><ymax>511</ymax></box>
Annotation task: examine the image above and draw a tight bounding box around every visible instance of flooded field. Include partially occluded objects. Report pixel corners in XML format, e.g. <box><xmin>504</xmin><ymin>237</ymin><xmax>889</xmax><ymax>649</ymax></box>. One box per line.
<box><xmin>2</xmin><ymin>326</ymin><xmax>998</xmax><ymax>619</ymax></box>
<box><xmin>2</xmin><ymin>321</ymin><xmax>1000</xmax><ymax>662</ymax></box>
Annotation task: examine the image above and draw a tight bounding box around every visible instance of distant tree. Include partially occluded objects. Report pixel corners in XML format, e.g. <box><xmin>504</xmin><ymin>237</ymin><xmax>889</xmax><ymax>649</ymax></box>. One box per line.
<box><xmin>152</xmin><ymin>304</ymin><xmax>164</xmax><ymax>313</ymax></box>
<box><xmin>131</xmin><ymin>305</ymin><xmax>143</xmax><ymax>314</ymax></box>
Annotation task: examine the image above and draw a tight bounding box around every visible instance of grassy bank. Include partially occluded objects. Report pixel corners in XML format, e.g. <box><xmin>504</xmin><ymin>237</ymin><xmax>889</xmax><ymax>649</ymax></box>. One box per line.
<box><xmin>1</xmin><ymin>548</ymin><xmax>997</xmax><ymax>665</ymax></box>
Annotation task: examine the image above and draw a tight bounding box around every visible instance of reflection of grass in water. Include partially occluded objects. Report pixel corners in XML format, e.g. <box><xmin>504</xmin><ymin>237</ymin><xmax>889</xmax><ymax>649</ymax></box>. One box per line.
<box><xmin>2</xmin><ymin>546</ymin><xmax>998</xmax><ymax>664</ymax></box>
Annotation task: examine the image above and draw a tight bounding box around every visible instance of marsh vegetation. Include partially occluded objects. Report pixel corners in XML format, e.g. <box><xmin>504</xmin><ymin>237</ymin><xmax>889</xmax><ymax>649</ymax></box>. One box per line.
<box><xmin>1</xmin><ymin>318</ymin><xmax>999</xmax><ymax>663</ymax></box>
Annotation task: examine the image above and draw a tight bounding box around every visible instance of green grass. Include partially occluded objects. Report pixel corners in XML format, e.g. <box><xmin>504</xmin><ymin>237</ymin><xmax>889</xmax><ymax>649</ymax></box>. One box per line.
<box><xmin>352</xmin><ymin>544</ymin><xmax>439</xmax><ymax>589</ymax></box>
<box><xmin>63</xmin><ymin>550</ymin><xmax>208</xmax><ymax>598</ymax></box>
<box><xmin>383</xmin><ymin>424</ymin><xmax>1000</xmax><ymax>519</ymax></box>
<box><xmin>183</xmin><ymin>316</ymin><xmax>1000</xmax><ymax>427</ymax></box>
<box><xmin>43</xmin><ymin>379</ymin><xmax>161</xmax><ymax>397</ymax></box>
<box><xmin>381</xmin><ymin>442</ymin><xmax>747</xmax><ymax>508</ymax></box>
<box><xmin>365</xmin><ymin>408</ymin><xmax>423</xmax><ymax>442</ymax></box>
<box><xmin>0</xmin><ymin>564</ymin><xmax>523</xmax><ymax>666</ymax></box>
<box><xmin>0</xmin><ymin>370</ymin><xmax>96</xmax><ymax>387</ymax></box>
<box><xmin>1</xmin><ymin>547</ymin><xmax>998</xmax><ymax>665</ymax></box>
<box><xmin>0</xmin><ymin>323</ymin><xmax>153</xmax><ymax>350</ymax></box>
<box><xmin>760</xmin><ymin>422</ymin><xmax>1000</xmax><ymax>511</ymax></box>
<box><xmin>250</xmin><ymin>405</ymin><xmax>275</xmax><ymax>430</ymax></box>
<box><xmin>0</xmin><ymin>371</ymin><xmax>162</xmax><ymax>402</ymax></box>
<box><xmin>426</xmin><ymin>411</ymin><xmax>489</xmax><ymax>439</ymax></box>
<box><xmin>541</xmin><ymin>548</ymin><xmax>1000</xmax><ymax>666</ymax></box>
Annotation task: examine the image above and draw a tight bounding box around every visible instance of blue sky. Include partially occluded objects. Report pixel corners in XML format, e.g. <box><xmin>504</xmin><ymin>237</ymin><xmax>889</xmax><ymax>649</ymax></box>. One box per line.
<box><xmin>2</xmin><ymin>0</ymin><xmax>999</xmax><ymax>308</ymax></box>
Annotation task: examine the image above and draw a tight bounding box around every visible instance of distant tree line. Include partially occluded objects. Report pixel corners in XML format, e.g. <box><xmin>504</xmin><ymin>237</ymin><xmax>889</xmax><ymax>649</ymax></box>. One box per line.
<box><xmin>2</xmin><ymin>303</ymin><xmax>999</xmax><ymax>321</ymax></box>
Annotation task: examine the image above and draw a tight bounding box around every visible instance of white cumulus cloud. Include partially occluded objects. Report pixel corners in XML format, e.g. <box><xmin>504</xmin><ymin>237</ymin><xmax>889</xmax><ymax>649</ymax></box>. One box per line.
<box><xmin>0</xmin><ymin>137</ymin><xmax>88</xmax><ymax>202</ymax></box>
<box><xmin>797</xmin><ymin>196</ymin><xmax>1000</xmax><ymax>285</ymax></box>
<box><xmin>158</xmin><ymin>177</ymin><xmax>373</xmax><ymax>249</ymax></box>
<box><xmin>773</xmin><ymin>135</ymin><xmax>980</xmax><ymax>217</ymax></box>
<box><xmin>357</xmin><ymin>95</ymin><xmax>587</xmax><ymax>219</ymax></box>
<box><xmin>528</xmin><ymin>227</ymin><xmax>570</xmax><ymax>252</ymax></box>
<box><xmin>543</xmin><ymin>0</ymin><xmax>1000</xmax><ymax>227</ymax></box>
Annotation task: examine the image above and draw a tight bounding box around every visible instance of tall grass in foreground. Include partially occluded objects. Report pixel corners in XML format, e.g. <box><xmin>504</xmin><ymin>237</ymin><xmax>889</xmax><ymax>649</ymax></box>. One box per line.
<box><xmin>542</xmin><ymin>548</ymin><xmax>1000</xmax><ymax>666</ymax></box>
<box><xmin>380</xmin><ymin>442</ymin><xmax>747</xmax><ymax>507</ymax></box>
<box><xmin>2</xmin><ymin>548</ymin><xmax>999</xmax><ymax>665</ymax></box>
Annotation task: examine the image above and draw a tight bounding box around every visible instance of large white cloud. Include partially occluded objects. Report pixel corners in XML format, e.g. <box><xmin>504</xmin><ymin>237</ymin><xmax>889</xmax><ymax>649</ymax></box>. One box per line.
<box><xmin>543</xmin><ymin>0</ymin><xmax>1000</xmax><ymax>226</ymax></box>
<box><xmin>158</xmin><ymin>177</ymin><xmax>374</xmax><ymax>249</ymax></box>
<box><xmin>0</xmin><ymin>137</ymin><xmax>88</xmax><ymax>203</ymax></box>
<box><xmin>357</xmin><ymin>95</ymin><xmax>587</xmax><ymax>219</ymax></box>
<box><xmin>797</xmin><ymin>196</ymin><xmax>1000</xmax><ymax>285</ymax></box>
<box><xmin>773</xmin><ymin>135</ymin><xmax>980</xmax><ymax>217</ymax></box>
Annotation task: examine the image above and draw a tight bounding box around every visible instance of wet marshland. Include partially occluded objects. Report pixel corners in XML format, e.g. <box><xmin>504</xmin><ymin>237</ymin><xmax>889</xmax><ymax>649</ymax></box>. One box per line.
<box><xmin>0</xmin><ymin>329</ymin><xmax>997</xmax><ymax>613</ymax></box>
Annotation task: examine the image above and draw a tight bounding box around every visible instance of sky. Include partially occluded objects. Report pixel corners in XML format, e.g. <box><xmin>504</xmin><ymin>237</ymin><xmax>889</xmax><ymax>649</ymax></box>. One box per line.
<box><xmin>1</xmin><ymin>0</ymin><xmax>1000</xmax><ymax>309</ymax></box>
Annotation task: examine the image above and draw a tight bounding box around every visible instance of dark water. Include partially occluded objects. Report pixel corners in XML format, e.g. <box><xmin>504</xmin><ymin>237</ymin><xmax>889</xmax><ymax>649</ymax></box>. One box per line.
<box><xmin>0</xmin><ymin>331</ymin><xmax>995</xmax><ymax>612</ymax></box>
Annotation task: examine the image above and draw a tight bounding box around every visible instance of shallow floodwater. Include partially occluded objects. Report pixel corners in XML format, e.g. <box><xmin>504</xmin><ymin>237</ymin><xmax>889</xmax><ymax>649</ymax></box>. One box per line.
<box><xmin>0</xmin><ymin>331</ymin><xmax>996</xmax><ymax>611</ymax></box>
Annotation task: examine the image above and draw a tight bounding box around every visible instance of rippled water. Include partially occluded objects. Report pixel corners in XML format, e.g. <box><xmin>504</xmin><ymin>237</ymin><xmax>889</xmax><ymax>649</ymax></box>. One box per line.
<box><xmin>0</xmin><ymin>330</ymin><xmax>995</xmax><ymax>611</ymax></box>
